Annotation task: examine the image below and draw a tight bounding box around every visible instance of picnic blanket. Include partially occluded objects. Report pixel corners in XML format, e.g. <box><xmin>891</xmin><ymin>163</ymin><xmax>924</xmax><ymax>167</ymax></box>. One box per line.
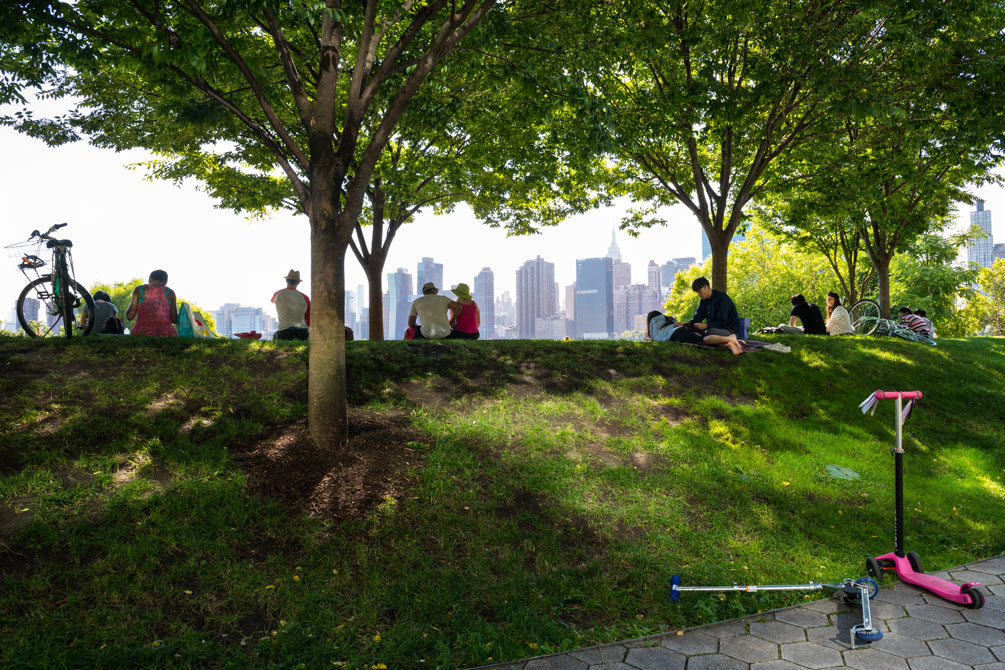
<box><xmin>683</xmin><ymin>339</ymin><xmax>791</xmax><ymax>353</ymax></box>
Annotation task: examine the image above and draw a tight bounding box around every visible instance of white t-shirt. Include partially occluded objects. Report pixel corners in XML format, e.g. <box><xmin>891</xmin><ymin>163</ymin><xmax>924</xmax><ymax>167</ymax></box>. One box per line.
<box><xmin>272</xmin><ymin>288</ymin><xmax>310</xmax><ymax>330</ymax></box>
<box><xmin>409</xmin><ymin>294</ymin><xmax>453</xmax><ymax>338</ymax></box>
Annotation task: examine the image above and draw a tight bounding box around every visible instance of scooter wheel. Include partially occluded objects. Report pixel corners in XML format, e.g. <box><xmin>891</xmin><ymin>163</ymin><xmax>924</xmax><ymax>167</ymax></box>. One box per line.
<box><xmin>906</xmin><ymin>551</ymin><xmax>923</xmax><ymax>574</ymax></box>
<box><xmin>961</xmin><ymin>584</ymin><xmax>985</xmax><ymax>610</ymax></box>
<box><xmin>855</xmin><ymin>628</ymin><xmax>884</xmax><ymax>643</ymax></box>
<box><xmin>866</xmin><ymin>557</ymin><xmax>883</xmax><ymax>580</ymax></box>
<box><xmin>856</xmin><ymin>577</ymin><xmax>880</xmax><ymax>600</ymax></box>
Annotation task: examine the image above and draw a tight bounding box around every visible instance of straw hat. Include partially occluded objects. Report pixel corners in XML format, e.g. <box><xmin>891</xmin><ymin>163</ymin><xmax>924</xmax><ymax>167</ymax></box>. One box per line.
<box><xmin>284</xmin><ymin>269</ymin><xmax>301</xmax><ymax>282</ymax></box>
<box><xmin>452</xmin><ymin>283</ymin><xmax>472</xmax><ymax>300</ymax></box>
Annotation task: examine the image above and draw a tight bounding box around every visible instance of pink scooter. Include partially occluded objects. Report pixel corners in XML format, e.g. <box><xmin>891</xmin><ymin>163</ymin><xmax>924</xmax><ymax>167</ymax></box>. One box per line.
<box><xmin>862</xmin><ymin>391</ymin><xmax>984</xmax><ymax>609</ymax></box>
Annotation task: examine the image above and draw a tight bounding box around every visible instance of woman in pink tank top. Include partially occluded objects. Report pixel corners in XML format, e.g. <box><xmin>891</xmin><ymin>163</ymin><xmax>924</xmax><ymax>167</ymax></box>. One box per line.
<box><xmin>126</xmin><ymin>270</ymin><xmax>178</xmax><ymax>337</ymax></box>
<box><xmin>448</xmin><ymin>283</ymin><xmax>480</xmax><ymax>340</ymax></box>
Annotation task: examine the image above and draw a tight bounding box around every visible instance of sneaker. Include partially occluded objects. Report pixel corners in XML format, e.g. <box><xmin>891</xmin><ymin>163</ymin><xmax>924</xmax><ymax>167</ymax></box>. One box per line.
<box><xmin>764</xmin><ymin>343</ymin><xmax>791</xmax><ymax>353</ymax></box>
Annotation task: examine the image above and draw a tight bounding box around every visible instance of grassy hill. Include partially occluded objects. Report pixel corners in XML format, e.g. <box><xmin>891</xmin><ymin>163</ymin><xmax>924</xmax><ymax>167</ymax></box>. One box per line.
<box><xmin>1</xmin><ymin>334</ymin><xmax>1003</xmax><ymax>669</ymax></box>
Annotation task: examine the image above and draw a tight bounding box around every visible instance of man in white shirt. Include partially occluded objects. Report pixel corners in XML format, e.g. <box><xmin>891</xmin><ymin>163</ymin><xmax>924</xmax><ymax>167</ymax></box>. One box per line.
<box><xmin>272</xmin><ymin>269</ymin><xmax>311</xmax><ymax>340</ymax></box>
<box><xmin>408</xmin><ymin>282</ymin><xmax>461</xmax><ymax>339</ymax></box>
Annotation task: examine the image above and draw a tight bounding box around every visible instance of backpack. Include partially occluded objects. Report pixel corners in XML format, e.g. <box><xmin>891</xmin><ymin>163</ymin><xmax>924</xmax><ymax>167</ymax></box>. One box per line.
<box><xmin>102</xmin><ymin>316</ymin><xmax>125</xmax><ymax>334</ymax></box>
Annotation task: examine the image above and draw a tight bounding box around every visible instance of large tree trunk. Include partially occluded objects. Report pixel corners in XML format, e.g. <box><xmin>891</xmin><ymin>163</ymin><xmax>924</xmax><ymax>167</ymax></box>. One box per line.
<box><xmin>708</xmin><ymin>231</ymin><xmax>731</xmax><ymax>293</ymax></box>
<box><xmin>875</xmin><ymin>256</ymin><xmax>892</xmax><ymax>319</ymax></box>
<box><xmin>309</xmin><ymin>220</ymin><xmax>349</xmax><ymax>448</ymax></box>
<box><xmin>364</xmin><ymin>256</ymin><xmax>386</xmax><ymax>340</ymax></box>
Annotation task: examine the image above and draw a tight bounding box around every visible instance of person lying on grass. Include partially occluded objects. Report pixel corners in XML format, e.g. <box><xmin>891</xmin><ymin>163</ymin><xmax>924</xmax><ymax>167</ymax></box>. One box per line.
<box><xmin>647</xmin><ymin>311</ymin><xmax>745</xmax><ymax>355</ymax></box>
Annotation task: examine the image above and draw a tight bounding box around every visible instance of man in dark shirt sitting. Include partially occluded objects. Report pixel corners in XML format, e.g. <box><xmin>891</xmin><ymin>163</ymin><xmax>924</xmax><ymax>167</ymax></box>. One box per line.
<box><xmin>784</xmin><ymin>294</ymin><xmax>827</xmax><ymax>335</ymax></box>
<box><xmin>683</xmin><ymin>276</ymin><xmax>741</xmax><ymax>337</ymax></box>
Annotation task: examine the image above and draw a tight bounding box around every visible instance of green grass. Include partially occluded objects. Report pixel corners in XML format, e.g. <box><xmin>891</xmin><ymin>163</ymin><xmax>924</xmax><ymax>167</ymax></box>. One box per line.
<box><xmin>1</xmin><ymin>334</ymin><xmax>1003</xmax><ymax>669</ymax></box>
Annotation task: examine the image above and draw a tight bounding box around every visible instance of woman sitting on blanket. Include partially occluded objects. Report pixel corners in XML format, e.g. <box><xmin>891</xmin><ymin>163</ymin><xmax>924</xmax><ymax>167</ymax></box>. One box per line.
<box><xmin>647</xmin><ymin>311</ymin><xmax>744</xmax><ymax>355</ymax></box>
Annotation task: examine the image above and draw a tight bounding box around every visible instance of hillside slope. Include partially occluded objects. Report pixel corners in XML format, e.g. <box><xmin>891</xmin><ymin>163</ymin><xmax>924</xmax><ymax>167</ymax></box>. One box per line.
<box><xmin>1</xmin><ymin>335</ymin><xmax>1003</xmax><ymax>668</ymax></box>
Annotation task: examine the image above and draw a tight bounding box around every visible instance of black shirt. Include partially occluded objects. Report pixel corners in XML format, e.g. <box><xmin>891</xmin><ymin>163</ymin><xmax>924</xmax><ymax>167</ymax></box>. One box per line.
<box><xmin>790</xmin><ymin>301</ymin><xmax>827</xmax><ymax>335</ymax></box>
<box><xmin>691</xmin><ymin>289</ymin><xmax>740</xmax><ymax>332</ymax></box>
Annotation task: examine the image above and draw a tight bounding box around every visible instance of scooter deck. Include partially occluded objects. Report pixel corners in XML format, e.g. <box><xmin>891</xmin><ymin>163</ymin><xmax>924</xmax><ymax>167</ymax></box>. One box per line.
<box><xmin>875</xmin><ymin>553</ymin><xmax>979</xmax><ymax>606</ymax></box>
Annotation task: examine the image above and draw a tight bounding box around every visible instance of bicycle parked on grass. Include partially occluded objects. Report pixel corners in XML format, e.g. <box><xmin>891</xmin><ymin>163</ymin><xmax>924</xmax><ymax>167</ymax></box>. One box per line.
<box><xmin>5</xmin><ymin>223</ymin><xmax>96</xmax><ymax>338</ymax></box>
<box><xmin>847</xmin><ymin>299</ymin><xmax>936</xmax><ymax>345</ymax></box>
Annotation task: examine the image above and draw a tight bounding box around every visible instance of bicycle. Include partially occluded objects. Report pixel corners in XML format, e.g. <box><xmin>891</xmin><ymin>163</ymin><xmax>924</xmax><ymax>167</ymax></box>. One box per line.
<box><xmin>847</xmin><ymin>299</ymin><xmax>881</xmax><ymax>335</ymax></box>
<box><xmin>5</xmin><ymin>223</ymin><xmax>96</xmax><ymax>338</ymax></box>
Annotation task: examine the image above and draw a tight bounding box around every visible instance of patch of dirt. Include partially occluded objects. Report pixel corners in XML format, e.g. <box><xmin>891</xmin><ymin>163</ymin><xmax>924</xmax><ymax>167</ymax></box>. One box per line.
<box><xmin>233</xmin><ymin>410</ymin><xmax>424</xmax><ymax>522</ymax></box>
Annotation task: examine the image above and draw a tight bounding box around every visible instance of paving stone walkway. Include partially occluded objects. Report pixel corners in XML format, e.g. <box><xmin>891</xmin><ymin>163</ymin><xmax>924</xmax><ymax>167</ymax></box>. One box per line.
<box><xmin>474</xmin><ymin>555</ymin><xmax>1005</xmax><ymax>670</ymax></box>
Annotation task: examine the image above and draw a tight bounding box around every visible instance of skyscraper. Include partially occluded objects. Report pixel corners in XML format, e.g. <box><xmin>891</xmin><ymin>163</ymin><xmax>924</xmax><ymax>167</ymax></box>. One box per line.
<box><xmin>215</xmin><ymin>302</ymin><xmax>242</xmax><ymax>338</ymax></box>
<box><xmin>516</xmin><ymin>256</ymin><xmax>556</xmax><ymax>339</ymax></box>
<box><xmin>607</xmin><ymin>227</ymin><xmax>622</xmax><ymax>261</ymax></box>
<box><xmin>575</xmin><ymin>257</ymin><xmax>614</xmax><ymax>339</ymax></box>
<box><xmin>565</xmin><ymin>283</ymin><xmax>576</xmax><ymax>321</ymax></box>
<box><xmin>416</xmin><ymin>256</ymin><xmax>443</xmax><ymax>291</ymax></box>
<box><xmin>968</xmin><ymin>200</ymin><xmax>994</xmax><ymax>268</ymax></box>
<box><xmin>474</xmin><ymin>267</ymin><xmax>495</xmax><ymax>339</ymax></box>
<box><xmin>647</xmin><ymin>260</ymin><xmax>662</xmax><ymax>297</ymax></box>
<box><xmin>386</xmin><ymin>267</ymin><xmax>413</xmax><ymax>340</ymax></box>
<box><xmin>612</xmin><ymin>259</ymin><xmax>632</xmax><ymax>289</ymax></box>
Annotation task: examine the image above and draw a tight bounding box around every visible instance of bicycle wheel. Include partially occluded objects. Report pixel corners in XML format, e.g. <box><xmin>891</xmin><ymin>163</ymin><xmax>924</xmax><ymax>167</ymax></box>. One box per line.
<box><xmin>848</xmin><ymin>299</ymin><xmax>881</xmax><ymax>335</ymax></box>
<box><xmin>17</xmin><ymin>275</ymin><xmax>95</xmax><ymax>338</ymax></box>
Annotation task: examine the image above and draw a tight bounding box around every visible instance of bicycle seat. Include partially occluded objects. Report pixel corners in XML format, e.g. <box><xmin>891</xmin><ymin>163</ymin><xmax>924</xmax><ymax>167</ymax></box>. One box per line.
<box><xmin>46</xmin><ymin>239</ymin><xmax>73</xmax><ymax>248</ymax></box>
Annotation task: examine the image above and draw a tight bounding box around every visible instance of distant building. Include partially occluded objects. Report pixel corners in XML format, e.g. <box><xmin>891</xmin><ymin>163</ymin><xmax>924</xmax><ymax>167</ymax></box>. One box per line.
<box><xmin>382</xmin><ymin>291</ymin><xmax>390</xmax><ymax>339</ymax></box>
<box><xmin>357</xmin><ymin>308</ymin><xmax>370</xmax><ymax>340</ymax></box>
<box><xmin>516</xmin><ymin>256</ymin><xmax>557</xmax><ymax>339</ymax></box>
<box><xmin>18</xmin><ymin>298</ymin><xmax>40</xmax><ymax>330</ymax></box>
<box><xmin>215</xmin><ymin>303</ymin><xmax>272</xmax><ymax>338</ymax></box>
<box><xmin>607</xmin><ymin>227</ymin><xmax>622</xmax><ymax>261</ymax></box>
<box><xmin>994</xmin><ymin>242</ymin><xmax>1005</xmax><ymax>261</ymax></box>
<box><xmin>575</xmin><ymin>256</ymin><xmax>614</xmax><ymax>339</ymax></box>
<box><xmin>474</xmin><ymin>267</ymin><xmax>495</xmax><ymax>338</ymax></box>
<box><xmin>495</xmin><ymin>290</ymin><xmax>514</xmax><ymax>327</ymax></box>
<box><xmin>215</xmin><ymin>302</ymin><xmax>243</xmax><ymax>338</ymax></box>
<box><xmin>231</xmin><ymin>306</ymin><xmax>264</xmax><ymax>335</ymax></box>
<box><xmin>673</xmin><ymin>256</ymin><xmax>696</xmax><ymax>269</ymax></box>
<box><xmin>416</xmin><ymin>256</ymin><xmax>443</xmax><ymax>291</ymax></box>
<box><xmin>565</xmin><ymin>283</ymin><xmax>576</xmax><ymax>321</ymax></box>
<box><xmin>615</xmin><ymin>283</ymin><xmax>661</xmax><ymax>334</ymax></box>
<box><xmin>387</xmin><ymin>267</ymin><xmax>413</xmax><ymax>340</ymax></box>
<box><xmin>535</xmin><ymin>315</ymin><xmax>575</xmax><ymax>340</ymax></box>
<box><xmin>647</xmin><ymin>260</ymin><xmax>662</xmax><ymax>297</ymax></box>
<box><xmin>969</xmin><ymin>201</ymin><xmax>994</xmax><ymax>268</ymax></box>
<box><xmin>613</xmin><ymin>259</ymin><xmax>631</xmax><ymax>290</ymax></box>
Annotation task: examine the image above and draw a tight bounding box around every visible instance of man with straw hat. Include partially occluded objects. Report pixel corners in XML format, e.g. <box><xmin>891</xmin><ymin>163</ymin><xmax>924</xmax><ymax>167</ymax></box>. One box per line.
<box><xmin>272</xmin><ymin>269</ymin><xmax>311</xmax><ymax>340</ymax></box>
<box><xmin>408</xmin><ymin>281</ymin><xmax>462</xmax><ymax>340</ymax></box>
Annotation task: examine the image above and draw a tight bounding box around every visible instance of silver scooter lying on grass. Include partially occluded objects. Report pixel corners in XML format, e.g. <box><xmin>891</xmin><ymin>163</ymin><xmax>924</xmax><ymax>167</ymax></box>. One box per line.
<box><xmin>671</xmin><ymin>574</ymin><xmax>883</xmax><ymax>649</ymax></box>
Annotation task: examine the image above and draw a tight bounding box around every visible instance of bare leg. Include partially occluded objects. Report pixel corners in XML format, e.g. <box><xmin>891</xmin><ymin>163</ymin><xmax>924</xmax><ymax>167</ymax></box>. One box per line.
<box><xmin>702</xmin><ymin>333</ymin><xmax>744</xmax><ymax>355</ymax></box>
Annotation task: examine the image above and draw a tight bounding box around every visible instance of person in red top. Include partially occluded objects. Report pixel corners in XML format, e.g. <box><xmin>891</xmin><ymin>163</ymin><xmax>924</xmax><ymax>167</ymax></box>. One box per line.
<box><xmin>126</xmin><ymin>269</ymin><xmax>178</xmax><ymax>337</ymax></box>
<box><xmin>448</xmin><ymin>282</ymin><xmax>480</xmax><ymax>340</ymax></box>
<box><xmin>272</xmin><ymin>269</ymin><xmax>311</xmax><ymax>340</ymax></box>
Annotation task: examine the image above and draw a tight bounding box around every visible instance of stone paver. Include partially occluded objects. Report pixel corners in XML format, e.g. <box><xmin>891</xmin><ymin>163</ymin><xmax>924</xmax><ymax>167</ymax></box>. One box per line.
<box><xmin>719</xmin><ymin>634</ymin><xmax>780</xmax><ymax>663</ymax></box>
<box><xmin>779</xmin><ymin>641</ymin><xmax>843</xmax><ymax>668</ymax></box>
<box><xmin>844</xmin><ymin>647</ymin><xmax>910</xmax><ymax>669</ymax></box>
<box><xmin>928</xmin><ymin>639</ymin><xmax>998</xmax><ymax>666</ymax></box>
<box><xmin>908</xmin><ymin>604</ymin><xmax>968</xmax><ymax>625</ymax></box>
<box><xmin>659</xmin><ymin>631</ymin><xmax>718</xmax><ymax>655</ymax></box>
<box><xmin>947</xmin><ymin>623</ymin><xmax>1005</xmax><ymax>646</ymax></box>
<box><xmin>686</xmin><ymin>654</ymin><xmax>748</xmax><ymax>670</ymax></box>
<box><xmin>622</xmin><ymin>646</ymin><xmax>684</xmax><ymax>669</ymax></box>
<box><xmin>750</xmin><ymin>620</ymin><xmax>806</xmax><ymax>644</ymax></box>
<box><xmin>473</xmin><ymin>555</ymin><xmax>1005</xmax><ymax>670</ymax></box>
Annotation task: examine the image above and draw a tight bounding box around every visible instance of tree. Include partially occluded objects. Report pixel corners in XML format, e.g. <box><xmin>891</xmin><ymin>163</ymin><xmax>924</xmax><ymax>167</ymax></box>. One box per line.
<box><xmin>576</xmin><ymin>0</ymin><xmax>908</xmax><ymax>293</ymax></box>
<box><xmin>957</xmin><ymin>258</ymin><xmax>1005</xmax><ymax>336</ymax></box>
<box><xmin>3</xmin><ymin>0</ymin><xmax>499</xmax><ymax>448</ymax></box>
<box><xmin>759</xmin><ymin>1</ymin><xmax>1005</xmax><ymax>317</ymax></box>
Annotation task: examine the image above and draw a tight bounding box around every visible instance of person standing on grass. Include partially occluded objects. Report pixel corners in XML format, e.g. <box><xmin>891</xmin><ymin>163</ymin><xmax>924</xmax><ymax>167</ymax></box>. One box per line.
<box><xmin>825</xmin><ymin>291</ymin><xmax>855</xmax><ymax>335</ymax></box>
<box><xmin>272</xmin><ymin>270</ymin><xmax>311</xmax><ymax>341</ymax></box>
<box><xmin>682</xmin><ymin>276</ymin><xmax>740</xmax><ymax>337</ymax></box>
<box><xmin>408</xmin><ymin>282</ymin><xmax>462</xmax><ymax>340</ymax></box>
<box><xmin>126</xmin><ymin>270</ymin><xmax>178</xmax><ymax>337</ymax></box>
<box><xmin>448</xmin><ymin>283</ymin><xmax>480</xmax><ymax>340</ymax></box>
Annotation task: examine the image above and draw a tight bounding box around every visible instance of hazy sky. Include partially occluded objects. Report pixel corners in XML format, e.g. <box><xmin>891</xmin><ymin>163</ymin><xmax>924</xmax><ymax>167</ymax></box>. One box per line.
<box><xmin>2</xmin><ymin>126</ymin><xmax>1003</xmax><ymax>322</ymax></box>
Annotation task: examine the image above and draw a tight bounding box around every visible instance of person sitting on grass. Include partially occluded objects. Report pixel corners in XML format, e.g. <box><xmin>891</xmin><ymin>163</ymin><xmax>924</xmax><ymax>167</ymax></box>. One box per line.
<box><xmin>898</xmin><ymin>306</ymin><xmax>931</xmax><ymax>338</ymax></box>
<box><xmin>448</xmin><ymin>282</ymin><xmax>480</xmax><ymax>340</ymax></box>
<box><xmin>272</xmin><ymin>269</ymin><xmax>311</xmax><ymax>341</ymax></box>
<box><xmin>408</xmin><ymin>282</ymin><xmax>462</xmax><ymax>340</ymax></box>
<box><xmin>778</xmin><ymin>293</ymin><xmax>827</xmax><ymax>335</ymax></box>
<box><xmin>914</xmin><ymin>308</ymin><xmax>936</xmax><ymax>338</ymax></box>
<box><xmin>647</xmin><ymin>310</ymin><xmax>744</xmax><ymax>355</ymax></box>
<box><xmin>681</xmin><ymin>276</ymin><xmax>740</xmax><ymax>338</ymax></box>
<box><xmin>825</xmin><ymin>291</ymin><xmax>855</xmax><ymax>336</ymax></box>
<box><xmin>82</xmin><ymin>290</ymin><xmax>124</xmax><ymax>334</ymax></box>
<box><xmin>126</xmin><ymin>270</ymin><xmax>177</xmax><ymax>337</ymax></box>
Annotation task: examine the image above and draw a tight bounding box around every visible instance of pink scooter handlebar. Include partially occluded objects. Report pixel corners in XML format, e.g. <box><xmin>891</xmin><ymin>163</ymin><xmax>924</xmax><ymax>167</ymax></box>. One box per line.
<box><xmin>874</xmin><ymin>391</ymin><xmax>922</xmax><ymax>400</ymax></box>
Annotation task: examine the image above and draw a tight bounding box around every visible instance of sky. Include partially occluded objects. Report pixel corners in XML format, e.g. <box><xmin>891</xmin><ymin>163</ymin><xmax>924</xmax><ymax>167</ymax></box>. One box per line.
<box><xmin>2</xmin><ymin>126</ymin><xmax>1004</xmax><ymax>324</ymax></box>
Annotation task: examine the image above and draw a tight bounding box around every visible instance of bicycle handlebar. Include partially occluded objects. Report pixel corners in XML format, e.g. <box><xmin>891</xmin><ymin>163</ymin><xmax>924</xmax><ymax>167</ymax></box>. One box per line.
<box><xmin>874</xmin><ymin>391</ymin><xmax>922</xmax><ymax>400</ymax></box>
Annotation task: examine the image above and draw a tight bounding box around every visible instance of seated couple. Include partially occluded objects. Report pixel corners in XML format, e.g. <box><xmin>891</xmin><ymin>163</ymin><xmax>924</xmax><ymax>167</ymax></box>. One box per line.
<box><xmin>778</xmin><ymin>292</ymin><xmax>855</xmax><ymax>336</ymax></box>
<box><xmin>407</xmin><ymin>282</ymin><xmax>480</xmax><ymax>340</ymax></box>
<box><xmin>647</xmin><ymin>276</ymin><xmax>744</xmax><ymax>355</ymax></box>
